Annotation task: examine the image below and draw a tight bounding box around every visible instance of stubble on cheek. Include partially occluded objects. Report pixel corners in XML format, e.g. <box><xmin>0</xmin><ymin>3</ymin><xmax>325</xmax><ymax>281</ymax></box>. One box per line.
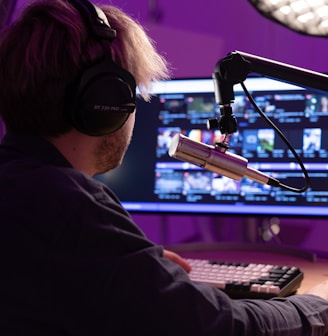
<box><xmin>93</xmin><ymin>123</ymin><xmax>134</xmax><ymax>175</ymax></box>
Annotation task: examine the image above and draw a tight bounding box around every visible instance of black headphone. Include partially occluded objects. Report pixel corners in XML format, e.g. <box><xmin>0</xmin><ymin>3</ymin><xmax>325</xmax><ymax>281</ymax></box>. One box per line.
<box><xmin>65</xmin><ymin>0</ymin><xmax>136</xmax><ymax>136</ymax></box>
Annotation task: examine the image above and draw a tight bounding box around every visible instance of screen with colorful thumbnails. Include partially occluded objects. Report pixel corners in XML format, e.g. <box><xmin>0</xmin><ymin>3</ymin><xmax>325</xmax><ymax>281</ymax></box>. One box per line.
<box><xmin>95</xmin><ymin>76</ymin><xmax>328</xmax><ymax>217</ymax></box>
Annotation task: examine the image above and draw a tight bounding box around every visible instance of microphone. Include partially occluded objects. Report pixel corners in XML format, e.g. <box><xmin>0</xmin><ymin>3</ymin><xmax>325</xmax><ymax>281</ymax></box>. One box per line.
<box><xmin>168</xmin><ymin>133</ymin><xmax>280</xmax><ymax>187</ymax></box>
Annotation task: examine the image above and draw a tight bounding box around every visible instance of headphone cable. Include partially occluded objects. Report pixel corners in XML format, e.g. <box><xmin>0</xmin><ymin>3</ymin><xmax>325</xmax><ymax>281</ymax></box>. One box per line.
<box><xmin>240</xmin><ymin>81</ymin><xmax>310</xmax><ymax>193</ymax></box>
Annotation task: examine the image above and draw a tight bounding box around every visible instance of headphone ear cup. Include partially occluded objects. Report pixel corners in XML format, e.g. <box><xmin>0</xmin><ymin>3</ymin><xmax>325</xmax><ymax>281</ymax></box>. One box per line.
<box><xmin>67</xmin><ymin>59</ymin><xmax>136</xmax><ymax>136</ymax></box>
<box><xmin>64</xmin><ymin>0</ymin><xmax>137</xmax><ymax>136</ymax></box>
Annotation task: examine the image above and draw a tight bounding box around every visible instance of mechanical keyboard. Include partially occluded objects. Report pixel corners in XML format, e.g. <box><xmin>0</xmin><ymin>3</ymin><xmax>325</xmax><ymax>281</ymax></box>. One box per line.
<box><xmin>187</xmin><ymin>258</ymin><xmax>304</xmax><ymax>299</ymax></box>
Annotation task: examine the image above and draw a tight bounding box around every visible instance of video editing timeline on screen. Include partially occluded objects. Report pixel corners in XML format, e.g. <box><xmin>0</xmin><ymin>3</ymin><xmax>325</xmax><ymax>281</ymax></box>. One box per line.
<box><xmin>154</xmin><ymin>79</ymin><xmax>328</xmax><ymax>211</ymax></box>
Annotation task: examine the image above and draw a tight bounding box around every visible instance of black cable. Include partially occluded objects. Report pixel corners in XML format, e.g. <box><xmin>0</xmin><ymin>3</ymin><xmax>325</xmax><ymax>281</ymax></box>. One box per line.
<box><xmin>240</xmin><ymin>81</ymin><xmax>310</xmax><ymax>193</ymax></box>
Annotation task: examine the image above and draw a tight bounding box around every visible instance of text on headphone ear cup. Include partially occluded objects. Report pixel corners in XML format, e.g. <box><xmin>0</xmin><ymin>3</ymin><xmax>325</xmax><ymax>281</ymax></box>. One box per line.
<box><xmin>67</xmin><ymin>59</ymin><xmax>136</xmax><ymax>136</ymax></box>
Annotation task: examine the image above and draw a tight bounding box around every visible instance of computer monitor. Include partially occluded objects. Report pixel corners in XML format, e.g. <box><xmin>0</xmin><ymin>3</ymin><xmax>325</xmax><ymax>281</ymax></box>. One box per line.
<box><xmin>95</xmin><ymin>76</ymin><xmax>328</xmax><ymax>217</ymax></box>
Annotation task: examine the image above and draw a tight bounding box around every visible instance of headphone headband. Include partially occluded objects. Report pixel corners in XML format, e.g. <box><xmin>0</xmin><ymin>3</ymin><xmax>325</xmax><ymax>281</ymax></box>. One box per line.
<box><xmin>67</xmin><ymin>0</ymin><xmax>117</xmax><ymax>40</ymax></box>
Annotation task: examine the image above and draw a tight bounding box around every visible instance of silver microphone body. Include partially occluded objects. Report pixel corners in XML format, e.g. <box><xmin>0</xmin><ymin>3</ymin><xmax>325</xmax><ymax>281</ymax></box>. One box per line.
<box><xmin>168</xmin><ymin>133</ymin><xmax>280</xmax><ymax>187</ymax></box>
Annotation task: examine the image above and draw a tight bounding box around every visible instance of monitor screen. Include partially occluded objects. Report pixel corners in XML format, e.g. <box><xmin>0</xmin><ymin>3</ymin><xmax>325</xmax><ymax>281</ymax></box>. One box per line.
<box><xmin>95</xmin><ymin>76</ymin><xmax>328</xmax><ymax>217</ymax></box>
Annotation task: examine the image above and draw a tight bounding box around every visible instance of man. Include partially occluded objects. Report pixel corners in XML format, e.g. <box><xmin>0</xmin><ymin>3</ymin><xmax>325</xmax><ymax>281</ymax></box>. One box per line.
<box><xmin>0</xmin><ymin>0</ymin><xmax>328</xmax><ymax>335</ymax></box>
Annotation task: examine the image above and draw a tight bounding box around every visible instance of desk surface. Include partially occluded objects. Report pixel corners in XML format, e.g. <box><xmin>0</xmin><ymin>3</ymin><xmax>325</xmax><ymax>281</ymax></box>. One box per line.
<box><xmin>167</xmin><ymin>243</ymin><xmax>328</xmax><ymax>294</ymax></box>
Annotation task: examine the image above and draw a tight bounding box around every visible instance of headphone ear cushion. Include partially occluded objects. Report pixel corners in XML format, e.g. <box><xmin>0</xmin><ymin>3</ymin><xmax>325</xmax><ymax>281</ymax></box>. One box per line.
<box><xmin>67</xmin><ymin>60</ymin><xmax>136</xmax><ymax>136</ymax></box>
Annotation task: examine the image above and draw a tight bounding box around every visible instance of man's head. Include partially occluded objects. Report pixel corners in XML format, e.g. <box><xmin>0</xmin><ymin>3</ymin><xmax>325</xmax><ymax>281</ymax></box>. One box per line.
<box><xmin>0</xmin><ymin>0</ymin><xmax>169</xmax><ymax>138</ymax></box>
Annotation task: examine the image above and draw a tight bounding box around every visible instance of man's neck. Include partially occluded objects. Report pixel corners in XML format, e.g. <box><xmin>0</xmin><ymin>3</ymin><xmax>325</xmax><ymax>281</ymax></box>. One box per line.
<box><xmin>47</xmin><ymin>130</ymin><xmax>97</xmax><ymax>176</ymax></box>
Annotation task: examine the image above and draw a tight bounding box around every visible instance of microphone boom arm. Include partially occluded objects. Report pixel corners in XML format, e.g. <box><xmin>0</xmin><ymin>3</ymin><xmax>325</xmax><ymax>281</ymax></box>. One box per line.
<box><xmin>213</xmin><ymin>50</ymin><xmax>328</xmax><ymax>106</ymax></box>
<box><xmin>208</xmin><ymin>50</ymin><xmax>326</xmax><ymax>192</ymax></box>
<box><xmin>169</xmin><ymin>51</ymin><xmax>323</xmax><ymax>193</ymax></box>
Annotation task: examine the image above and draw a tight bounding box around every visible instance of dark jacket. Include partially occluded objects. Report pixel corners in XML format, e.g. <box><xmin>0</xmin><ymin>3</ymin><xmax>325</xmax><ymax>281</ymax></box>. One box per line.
<box><xmin>0</xmin><ymin>132</ymin><xmax>327</xmax><ymax>335</ymax></box>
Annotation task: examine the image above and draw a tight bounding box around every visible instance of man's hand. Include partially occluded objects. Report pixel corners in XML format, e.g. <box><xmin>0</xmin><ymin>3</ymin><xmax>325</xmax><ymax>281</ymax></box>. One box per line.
<box><xmin>163</xmin><ymin>249</ymin><xmax>191</xmax><ymax>273</ymax></box>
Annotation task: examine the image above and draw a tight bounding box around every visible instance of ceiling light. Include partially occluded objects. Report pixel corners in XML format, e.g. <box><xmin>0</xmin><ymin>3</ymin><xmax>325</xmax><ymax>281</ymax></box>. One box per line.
<box><xmin>249</xmin><ymin>0</ymin><xmax>328</xmax><ymax>37</ymax></box>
